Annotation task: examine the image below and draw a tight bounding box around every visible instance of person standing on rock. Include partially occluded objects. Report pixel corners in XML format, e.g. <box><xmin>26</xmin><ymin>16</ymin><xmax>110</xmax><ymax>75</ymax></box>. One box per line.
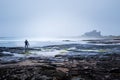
<box><xmin>25</xmin><ymin>40</ymin><xmax>29</xmax><ymax>50</ymax></box>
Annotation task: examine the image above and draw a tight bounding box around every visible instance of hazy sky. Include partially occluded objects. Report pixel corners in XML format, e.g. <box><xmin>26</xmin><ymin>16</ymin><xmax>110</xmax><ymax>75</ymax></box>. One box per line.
<box><xmin>0</xmin><ymin>0</ymin><xmax>120</xmax><ymax>38</ymax></box>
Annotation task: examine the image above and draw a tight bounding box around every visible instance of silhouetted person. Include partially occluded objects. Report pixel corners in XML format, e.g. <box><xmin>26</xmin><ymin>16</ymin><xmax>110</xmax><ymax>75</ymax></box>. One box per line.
<box><xmin>25</xmin><ymin>40</ymin><xmax>29</xmax><ymax>50</ymax></box>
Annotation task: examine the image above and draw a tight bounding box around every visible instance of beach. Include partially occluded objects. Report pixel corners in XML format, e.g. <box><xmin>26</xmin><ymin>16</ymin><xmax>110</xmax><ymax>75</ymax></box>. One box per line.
<box><xmin>0</xmin><ymin>39</ymin><xmax>120</xmax><ymax>80</ymax></box>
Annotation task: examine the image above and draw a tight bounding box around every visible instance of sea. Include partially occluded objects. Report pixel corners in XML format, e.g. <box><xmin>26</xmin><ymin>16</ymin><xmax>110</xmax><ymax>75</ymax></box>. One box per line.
<box><xmin>0</xmin><ymin>37</ymin><xmax>87</xmax><ymax>62</ymax></box>
<box><xmin>0</xmin><ymin>37</ymin><xmax>120</xmax><ymax>63</ymax></box>
<box><xmin>0</xmin><ymin>37</ymin><xmax>86</xmax><ymax>47</ymax></box>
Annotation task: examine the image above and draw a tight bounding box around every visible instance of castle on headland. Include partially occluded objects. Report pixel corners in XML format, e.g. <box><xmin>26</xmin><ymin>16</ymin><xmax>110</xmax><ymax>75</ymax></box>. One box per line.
<box><xmin>82</xmin><ymin>30</ymin><xmax>102</xmax><ymax>38</ymax></box>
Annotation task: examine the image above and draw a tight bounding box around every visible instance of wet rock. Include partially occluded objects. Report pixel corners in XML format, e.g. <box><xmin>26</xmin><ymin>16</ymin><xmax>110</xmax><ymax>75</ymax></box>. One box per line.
<box><xmin>0</xmin><ymin>65</ymin><xmax>55</xmax><ymax>80</ymax></box>
<box><xmin>54</xmin><ymin>70</ymin><xmax>70</xmax><ymax>80</ymax></box>
<box><xmin>109</xmin><ymin>68</ymin><xmax>120</xmax><ymax>73</ymax></box>
<box><xmin>0</xmin><ymin>57</ymin><xmax>25</xmax><ymax>64</ymax></box>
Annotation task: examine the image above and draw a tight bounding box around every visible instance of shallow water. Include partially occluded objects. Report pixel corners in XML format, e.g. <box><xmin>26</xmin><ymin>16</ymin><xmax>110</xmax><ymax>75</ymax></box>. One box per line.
<box><xmin>0</xmin><ymin>40</ymin><xmax>83</xmax><ymax>47</ymax></box>
<box><xmin>0</xmin><ymin>38</ymin><xmax>120</xmax><ymax>63</ymax></box>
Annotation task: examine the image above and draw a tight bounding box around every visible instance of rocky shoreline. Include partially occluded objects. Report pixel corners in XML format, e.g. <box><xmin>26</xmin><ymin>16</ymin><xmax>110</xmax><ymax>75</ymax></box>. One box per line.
<box><xmin>0</xmin><ymin>44</ymin><xmax>120</xmax><ymax>80</ymax></box>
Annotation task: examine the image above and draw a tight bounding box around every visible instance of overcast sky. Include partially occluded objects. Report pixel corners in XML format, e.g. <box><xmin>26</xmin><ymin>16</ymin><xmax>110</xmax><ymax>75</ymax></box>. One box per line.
<box><xmin>0</xmin><ymin>0</ymin><xmax>120</xmax><ymax>38</ymax></box>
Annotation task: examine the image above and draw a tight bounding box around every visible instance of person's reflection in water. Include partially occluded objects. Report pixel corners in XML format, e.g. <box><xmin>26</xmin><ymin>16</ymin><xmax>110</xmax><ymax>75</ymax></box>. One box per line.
<box><xmin>24</xmin><ymin>40</ymin><xmax>29</xmax><ymax>52</ymax></box>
